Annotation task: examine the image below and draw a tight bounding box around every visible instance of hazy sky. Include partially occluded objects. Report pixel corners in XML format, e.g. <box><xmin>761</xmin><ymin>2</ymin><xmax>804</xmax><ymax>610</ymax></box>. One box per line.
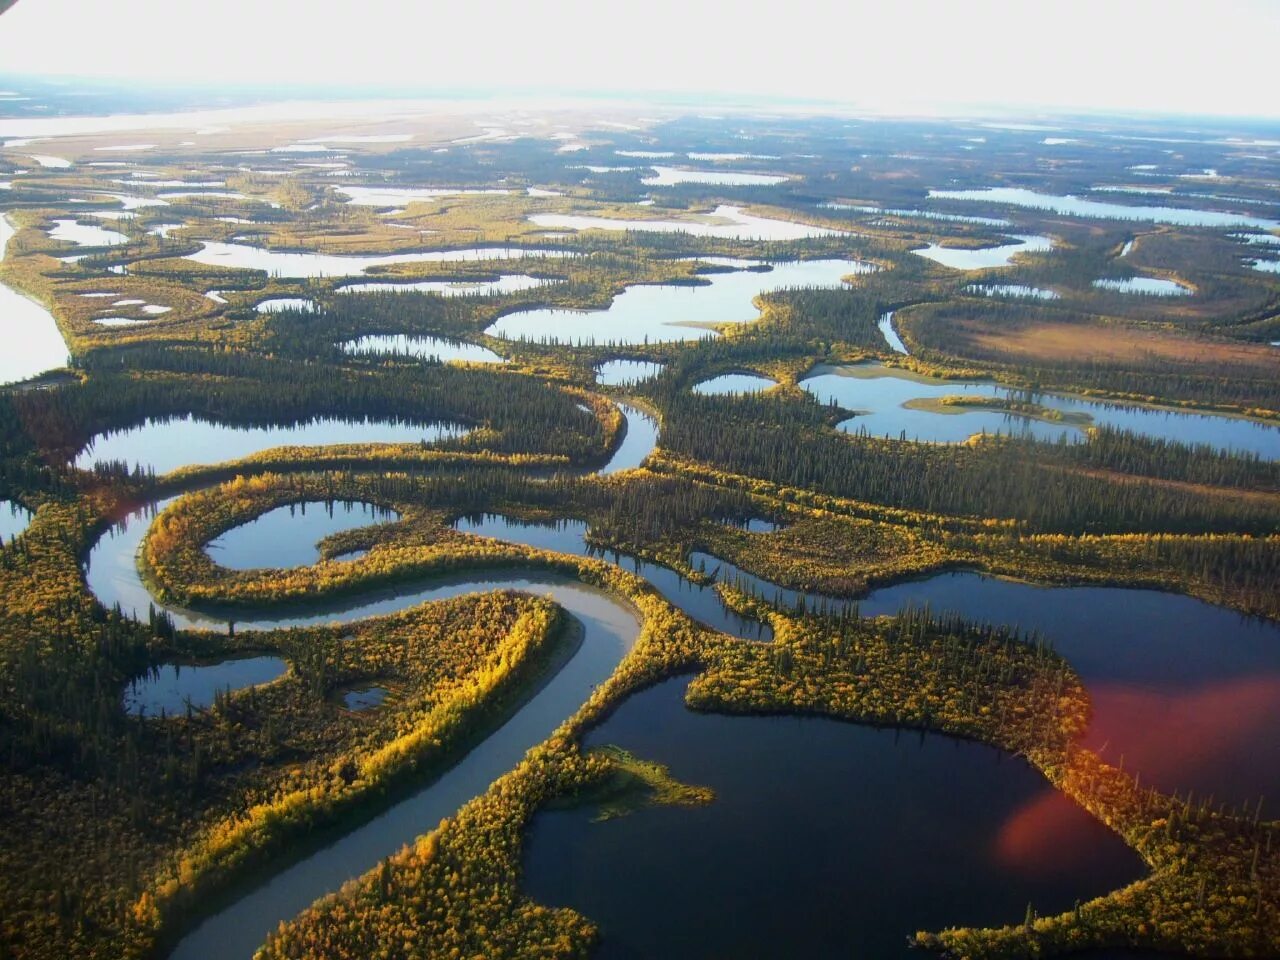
<box><xmin>2</xmin><ymin>0</ymin><xmax>1279</xmax><ymax>118</ymax></box>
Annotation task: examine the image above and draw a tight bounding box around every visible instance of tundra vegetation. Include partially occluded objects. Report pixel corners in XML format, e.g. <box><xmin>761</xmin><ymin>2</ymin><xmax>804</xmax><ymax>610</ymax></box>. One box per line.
<box><xmin>0</xmin><ymin>106</ymin><xmax>1277</xmax><ymax>959</ymax></box>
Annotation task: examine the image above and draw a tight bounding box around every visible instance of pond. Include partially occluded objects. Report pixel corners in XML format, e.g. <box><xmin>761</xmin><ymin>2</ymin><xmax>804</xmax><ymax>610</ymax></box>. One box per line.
<box><xmin>48</xmin><ymin>218</ymin><xmax>126</xmax><ymax>246</ymax></box>
<box><xmin>486</xmin><ymin>258</ymin><xmax>874</xmax><ymax>345</ymax></box>
<box><xmin>337</xmin><ymin>274</ymin><xmax>555</xmax><ymax>297</ymax></box>
<box><xmin>0</xmin><ymin>499</ymin><xmax>33</xmax><ymax>541</ymax></box>
<box><xmin>340</xmin><ymin>334</ymin><xmax>505</xmax><ymax>364</ymax></box>
<box><xmin>913</xmin><ymin>234</ymin><xmax>1053</xmax><ymax>270</ymax></box>
<box><xmin>1093</xmin><ymin>277</ymin><xmax>1191</xmax><ymax>296</ymax></box>
<box><xmin>74</xmin><ymin>414</ymin><xmax>467</xmax><ymax>475</ymax></box>
<box><xmin>595</xmin><ymin>359</ymin><xmax>665</xmax><ymax>386</ymax></box>
<box><xmin>0</xmin><ymin>215</ymin><xmax>70</xmax><ymax>384</ymax></box>
<box><xmin>967</xmin><ymin>283</ymin><xmax>1060</xmax><ymax>299</ymax></box>
<box><xmin>641</xmin><ymin>166</ymin><xmax>788</xmax><ymax>186</ymax></box>
<box><xmin>522</xmin><ymin>678</ymin><xmax>1142</xmax><ymax>960</ymax></box>
<box><xmin>178</xmin><ymin>241</ymin><xmax>575</xmax><ymax>278</ymax></box>
<box><xmin>529</xmin><ymin>204</ymin><xmax>846</xmax><ymax>241</ymax></box>
<box><xmin>205</xmin><ymin>500</ymin><xmax>400</xmax><ymax>570</ymax></box>
<box><xmin>799</xmin><ymin>362</ymin><xmax>1280</xmax><ymax>458</ymax></box>
<box><xmin>255</xmin><ymin>297</ymin><xmax>316</xmax><ymax>312</ymax></box>
<box><xmin>123</xmin><ymin>656</ymin><xmax>288</xmax><ymax>716</ymax></box>
<box><xmin>691</xmin><ymin>372</ymin><xmax>777</xmax><ymax>395</ymax></box>
<box><xmin>820</xmin><ymin>201</ymin><xmax>1010</xmax><ymax>227</ymax></box>
<box><xmin>341</xmin><ymin>685</ymin><xmax>390</xmax><ymax>711</ymax></box>
<box><xmin>337</xmin><ymin>185</ymin><xmax>511</xmax><ymax>206</ymax></box>
<box><xmin>929</xmin><ymin>187</ymin><xmax>1280</xmax><ymax>232</ymax></box>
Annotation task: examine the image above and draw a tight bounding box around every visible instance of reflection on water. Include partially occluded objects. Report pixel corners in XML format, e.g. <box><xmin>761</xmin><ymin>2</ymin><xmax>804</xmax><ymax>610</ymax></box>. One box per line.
<box><xmin>206</xmin><ymin>500</ymin><xmax>399</xmax><ymax>570</ymax></box>
<box><xmin>913</xmin><ymin>234</ymin><xmax>1053</xmax><ymax>270</ymax></box>
<box><xmin>800</xmin><ymin>362</ymin><xmax>1280</xmax><ymax>458</ymax></box>
<box><xmin>124</xmin><ymin>657</ymin><xmax>287</xmax><ymax>716</ymax></box>
<box><xmin>530</xmin><ymin>204</ymin><xmax>843</xmax><ymax>241</ymax></box>
<box><xmin>595</xmin><ymin>359</ymin><xmax>664</xmax><ymax>386</ymax></box>
<box><xmin>0</xmin><ymin>499</ymin><xmax>33</xmax><ymax>541</ymax></box>
<box><xmin>929</xmin><ymin>187</ymin><xmax>1280</xmax><ymax>231</ymax></box>
<box><xmin>179</xmin><ymin>241</ymin><xmax>575</xmax><ymax>278</ymax></box>
<box><xmin>340</xmin><ymin>334</ymin><xmax>504</xmax><ymax>364</ymax></box>
<box><xmin>1093</xmin><ymin>277</ymin><xmax>1190</xmax><ymax>296</ymax></box>
<box><xmin>523</xmin><ymin>679</ymin><xmax>1141</xmax><ymax>960</ymax></box>
<box><xmin>74</xmin><ymin>414</ymin><xmax>466</xmax><ymax>475</ymax></box>
<box><xmin>486</xmin><ymin>259</ymin><xmax>873</xmax><ymax>345</ymax></box>
<box><xmin>692</xmin><ymin>372</ymin><xmax>777</xmax><ymax>395</ymax></box>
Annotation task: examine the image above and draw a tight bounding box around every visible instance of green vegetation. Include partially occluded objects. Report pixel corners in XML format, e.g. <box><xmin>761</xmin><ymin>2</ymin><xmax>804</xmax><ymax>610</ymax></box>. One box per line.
<box><xmin>0</xmin><ymin>108</ymin><xmax>1277</xmax><ymax>960</ymax></box>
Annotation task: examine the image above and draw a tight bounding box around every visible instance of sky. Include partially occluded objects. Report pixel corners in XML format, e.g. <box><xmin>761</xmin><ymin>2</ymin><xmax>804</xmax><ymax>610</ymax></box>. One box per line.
<box><xmin>1</xmin><ymin>0</ymin><xmax>1279</xmax><ymax>119</ymax></box>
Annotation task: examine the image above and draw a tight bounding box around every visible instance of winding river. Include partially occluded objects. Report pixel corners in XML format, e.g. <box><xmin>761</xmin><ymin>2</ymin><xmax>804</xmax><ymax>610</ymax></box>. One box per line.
<box><xmin>78</xmin><ymin>399</ymin><xmax>1256</xmax><ymax>958</ymax></box>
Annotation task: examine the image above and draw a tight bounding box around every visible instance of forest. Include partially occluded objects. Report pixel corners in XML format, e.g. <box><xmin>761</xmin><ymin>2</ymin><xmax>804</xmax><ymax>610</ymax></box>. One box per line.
<box><xmin>0</xmin><ymin>102</ymin><xmax>1276</xmax><ymax>960</ymax></box>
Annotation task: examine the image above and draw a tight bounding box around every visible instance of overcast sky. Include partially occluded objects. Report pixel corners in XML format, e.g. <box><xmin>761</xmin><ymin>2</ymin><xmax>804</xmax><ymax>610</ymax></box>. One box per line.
<box><xmin>2</xmin><ymin>0</ymin><xmax>1279</xmax><ymax>119</ymax></box>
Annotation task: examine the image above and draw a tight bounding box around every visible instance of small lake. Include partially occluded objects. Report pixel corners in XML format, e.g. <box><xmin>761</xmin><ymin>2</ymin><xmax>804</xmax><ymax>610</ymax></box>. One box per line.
<box><xmin>1250</xmin><ymin>258</ymin><xmax>1280</xmax><ymax>274</ymax></box>
<box><xmin>0</xmin><ymin>499</ymin><xmax>33</xmax><ymax>541</ymax></box>
<box><xmin>529</xmin><ymin>204</ymin><xmax>845</xmax><ymax>241</ymax></box>
<box><xmin>337</xmin><ymin>275</ymin><xmax>554</xmax><ymax>297</ymax></box>
<box><xmin>820</xmin><ymin>201</ymin><xmax>1010</xmax><ymax>227</ymax></box>
<box><xmin>342</xmin><ymin>685</ymin><xmax>390</xmax><ymax>710</ymax></box>
<box><xmin>1093</xmin><ymin>277</ymin><xmax>1190</xmax><ymax>296</ymax></box>
<box><xmin>255</xmin><ymin>297</ymin><xmax>316</xmax><ymax>312</ymax></box>
<box><xmin>74</xmin><ymin>414</ymin><xmax>467</xmax><ymax>475</ymax></box>
<box><xmin>641</xmin><ymin>166</ymin><xmax>788</xmax><ymax>186</ymax></box>
<box><xmin>0</xmin><ymin>215</ymin><xmax>70</xmax><ymax>384</ymax></box>
<box><xmin>799</xmin><ymin>362</ymin><xmax>1280</xmax><ymax>458</ymax></box>
<box><xmin>337</xmin><ymin>186</ymin><xmax>511</xmax><ymax>206</ymax></box>
<box><xmin>929</xmin><ymin>187</ymin><xmax>1280</xmax><ymax>232</ymax></box>
<box><xmin>486</xmin><ymin>259</ymin><xmax>874</xmax><ymax>345</ymax></box>
<box><xmin>48</xmin><ymin>218</ymin><xmax>126</xmax><ymax>246</ymax></box>
<box><xmin>967</xmin><ymin>283</ymin><xmax>1060</xmax><ymax>299</ymax></box>
<box><xmin>123</xmin><ymin>656</ymin><xmax>288</xmax><ymax>716</ymax></box>
<box><xmin>179</xmin><ymin>241</ymin><xmax>575</xmax><ymax>278</ymax></box>
<box><xmin>595</xmin><ymin>359</ymin><xmax>665</xmax><ymax>386</ymax></box>
<box><xmin>340</xmin><ymin>334</ymin><xmax>505</xmax><ymax>364</ymax></box>
<box><xmin>206</xmin><ymin>501</ymin><xmax>400</xmax><ymax>570</ymax></box>
<box><xmin>914</xmin><ymin>234</ymin><xmax>1053</xmax><ymax>270</ymax></box>
<box><xmin>692</xmin><ymin>373</ymin><xmax>777</xmax><ymax>395</ymax></box>
<box><xmin>523</xmin><ymin>678</ymin><xmax>1142</xmax><ymax>960</ymax></box>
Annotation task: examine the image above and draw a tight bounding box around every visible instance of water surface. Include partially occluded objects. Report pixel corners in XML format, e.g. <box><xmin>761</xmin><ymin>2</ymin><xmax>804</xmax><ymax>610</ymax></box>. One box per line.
<box><xmin>929</xmin><ymin>187</ymin><xmax>1280</xmax><ymax>231</ymax></box>
<box><xmin>529</xmin><ymin>204</ymin><xmax>844</xmax><ymax>241</ymax></box>
<box><xmin>523</xmin><ymin>678</ymin><xmax>1142</xmax><ymax>960</ymax></box>
<box><xmin>340</xmin><ymin>334</ymin><xmax>504</xmax><ymax>364</ymax></box>
<box><xmin>1093</xmin><ymin>277</ymin><xmax>1190</xmax><ymax>296</ymax></box>
<box><xmin>206</xmin><ymin>501</ymin><xmax>399</xmax><ymax>570</ymax></box>
<box><xmin>800</xmin><ymin>362</ymin><xmax>1280</xmax><ymax>458</ymax></box>
<box><xmin>337</xmin><ymin>275</ymin><xmax>554</xmax><ymax>296</ymax></box>
<box><xmin>486</xmin><ymin>259</ymin><xmax>873</xmax><ymax>345</ymax></box>
<box><xmin>595</xmin><ymin>359</ymin><xmax>665</xmax><ymax>386</ymax></box>
<box><xmin>914</xmin><ymin>234</ymin><xmax>1052</xmax><ymax>270</ymax></box>
<box><xmin>641</xmin><ymin>166</ymin><xmax>788</xmax><ymax>186</ymax></box>
<box><xmin>0</xmin><ymin>499</ymin><xmax>33</xmax><ymax>541</ymax></box>
<box><xmin>124</xmin><ymin>657</ymin><xmax>287</xmax><ymax>716</ymax></box>
<box><xmin>0</xmin><ymin>215</ymin><xmax>69</xmax><ymax>384</ymax></box>
<box><xmin>180</xmin><ymin>241</ymin><xmax>573</xmax><ymax>278</ymax></box>
<box><xmin>692</xmin><ymin>373</ymin><xmax>777</xmax><ymax>395</ymax></box>
<box><xmin>75</xmin><ymin>414</ymin><xmax>466</xmax><ymax>475</ymax></box>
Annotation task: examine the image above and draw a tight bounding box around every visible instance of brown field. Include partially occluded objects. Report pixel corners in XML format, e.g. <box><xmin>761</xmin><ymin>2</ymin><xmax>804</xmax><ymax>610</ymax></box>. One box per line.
<box><xmin>957</xmin><ymin>318</ymin><xmax>1280</xmax><ymax>371</ymax></box>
